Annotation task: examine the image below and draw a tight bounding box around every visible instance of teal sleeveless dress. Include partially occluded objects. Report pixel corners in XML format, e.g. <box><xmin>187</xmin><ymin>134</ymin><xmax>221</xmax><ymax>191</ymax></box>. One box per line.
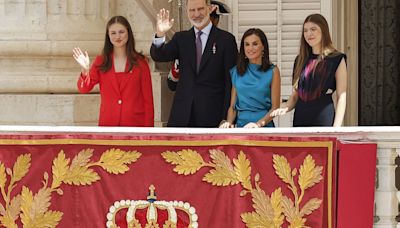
<box><xmin>230</xmin><ymin>64</ymin><xmax>275</xmax><ymax>127</ymax></box>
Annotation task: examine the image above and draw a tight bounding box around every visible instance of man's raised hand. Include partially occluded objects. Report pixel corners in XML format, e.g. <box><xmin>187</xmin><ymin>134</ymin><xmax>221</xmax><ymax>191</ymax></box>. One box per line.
<box><xmin>156</xmin><ymin>8</ymin><xmax>174</xmax><ymax>37</ymax></box>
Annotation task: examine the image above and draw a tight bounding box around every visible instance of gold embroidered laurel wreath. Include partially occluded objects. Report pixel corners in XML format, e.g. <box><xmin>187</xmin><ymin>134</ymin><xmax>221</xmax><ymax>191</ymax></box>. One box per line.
<box><xmin>162</xmin><ymin>149</ymin><xmax>323</xmax><ymax>228</ymax></box>
<box><xmin>0</xmin><ymin>148</ymin><xmax>141</xmax><ymax>228</ymax></box>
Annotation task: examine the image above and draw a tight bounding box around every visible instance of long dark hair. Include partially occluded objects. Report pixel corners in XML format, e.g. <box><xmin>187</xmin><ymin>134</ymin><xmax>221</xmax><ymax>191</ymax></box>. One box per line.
<box><xmin>236</xmin><ymin>28</ymin><xmax>272</xmax><ymax>75</ymax></box>
<box><xmin>293</xmin><ymin>14</ymin><xmax>338</xmax><ymax>86</ymax></box>
<box><xmin>99</xmin><ymin>16</ymin><xmax>144</xmax><ymax>72</ymax></box>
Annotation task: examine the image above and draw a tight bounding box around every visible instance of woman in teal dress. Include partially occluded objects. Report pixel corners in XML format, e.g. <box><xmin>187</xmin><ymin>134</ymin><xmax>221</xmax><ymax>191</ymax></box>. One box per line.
<box><xmin>220</xmin><ymin>28</ymin><xmax>281</xmax><ymax>128</ymax></box>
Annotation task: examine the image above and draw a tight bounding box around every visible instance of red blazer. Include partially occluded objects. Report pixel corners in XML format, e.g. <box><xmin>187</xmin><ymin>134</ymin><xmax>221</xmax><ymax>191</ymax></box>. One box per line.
<box><xmin>77</xmin><ymin>55</ymin><xmax>154</xmax><ymax>127</ymax></box>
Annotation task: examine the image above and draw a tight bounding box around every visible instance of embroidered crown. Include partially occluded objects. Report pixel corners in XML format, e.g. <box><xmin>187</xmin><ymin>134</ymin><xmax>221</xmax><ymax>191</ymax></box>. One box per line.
<box><xmin>106</xmin><ymin>185</ymin><xmax>198</xmax><ymax>228</ymax></box>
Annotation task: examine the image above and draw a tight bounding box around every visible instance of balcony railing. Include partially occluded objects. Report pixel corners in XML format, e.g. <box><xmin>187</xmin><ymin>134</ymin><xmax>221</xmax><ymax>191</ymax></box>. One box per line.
<box><xmin>0</xmin><ymin>125</ymin><xmax>398</xmax><ymax>227</ymax></box>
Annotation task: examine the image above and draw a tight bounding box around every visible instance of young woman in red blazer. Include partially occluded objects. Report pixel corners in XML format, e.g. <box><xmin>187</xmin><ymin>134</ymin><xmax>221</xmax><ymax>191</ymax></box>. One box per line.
<box><xmin>73</xmin><ymin>16</ymin><xmax>154</xmax><ymax>127</ymax></box>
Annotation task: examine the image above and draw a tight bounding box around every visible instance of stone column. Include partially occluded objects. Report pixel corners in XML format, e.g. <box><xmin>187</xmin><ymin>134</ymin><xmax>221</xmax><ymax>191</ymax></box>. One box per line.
<box><xmin>374</xmin><ymin>147</ymin><xmax>398</xmax><ymax>227</ymax></box>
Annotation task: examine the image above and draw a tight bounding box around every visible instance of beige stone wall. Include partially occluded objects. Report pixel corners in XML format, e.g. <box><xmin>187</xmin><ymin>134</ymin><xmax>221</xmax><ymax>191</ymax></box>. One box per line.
<box><xmin>0</xmin><ymin>0</ymin><xmax>354</xmax><ymax>127</ymax></box>
<box><xmin>0</xmin><ymin>0</ymin><xmax>173</xmax><ymax>126</ymax></box>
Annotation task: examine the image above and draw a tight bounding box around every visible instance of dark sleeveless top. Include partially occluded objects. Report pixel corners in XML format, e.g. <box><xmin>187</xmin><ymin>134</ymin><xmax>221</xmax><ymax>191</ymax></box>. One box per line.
<box><xmin>293</xmin><ymin>52</ymin><xmax>346</xmax><ymax>126</ymax></box>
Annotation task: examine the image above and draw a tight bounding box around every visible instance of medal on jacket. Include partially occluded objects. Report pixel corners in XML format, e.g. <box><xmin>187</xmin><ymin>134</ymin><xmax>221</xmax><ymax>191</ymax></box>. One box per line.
<box><xmin>212</xmin><ymin>42</ymin><xmax>216</xmax><ymax>54</ymax></box>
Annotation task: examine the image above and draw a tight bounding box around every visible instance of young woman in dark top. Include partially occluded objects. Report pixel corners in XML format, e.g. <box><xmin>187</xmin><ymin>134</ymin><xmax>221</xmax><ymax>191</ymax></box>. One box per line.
<box><xmin>271</xmin><ymin>13</ymin><xmax>347</xmax><ymax>127</ymax></box>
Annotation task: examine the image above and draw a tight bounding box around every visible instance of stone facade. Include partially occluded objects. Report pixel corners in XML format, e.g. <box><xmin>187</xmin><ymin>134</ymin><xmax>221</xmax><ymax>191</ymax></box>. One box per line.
<box><xmin>0</xmin><ymin>0</ymin><xmax>356</xmax><ymax>127</ymax></box>
<box><xmin>0</xmin><ymin>0</ymin><xmax>173</xmax><ymax>126</ymax></box>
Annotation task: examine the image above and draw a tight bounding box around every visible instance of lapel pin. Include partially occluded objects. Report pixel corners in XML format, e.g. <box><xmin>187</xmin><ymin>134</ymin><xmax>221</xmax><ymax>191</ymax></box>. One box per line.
<box><xmin>212</xmin><ymin>42</ymin><xmax>216</xmax><ymax>54</ymax></box>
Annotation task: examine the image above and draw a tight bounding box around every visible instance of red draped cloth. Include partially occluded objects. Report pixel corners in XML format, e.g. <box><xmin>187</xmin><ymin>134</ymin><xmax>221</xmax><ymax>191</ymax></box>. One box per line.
<box><xmin>0</xmin><ymin>132</ymin><xmax>374</xmax><ymax>228</ymax></box>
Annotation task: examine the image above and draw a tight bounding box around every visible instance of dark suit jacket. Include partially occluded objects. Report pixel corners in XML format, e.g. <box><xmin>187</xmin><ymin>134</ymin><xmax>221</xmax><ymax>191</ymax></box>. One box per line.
<box><xmin>151</xmin><ymin>25</ymin><xmax>238</xmax><ymax>127</ymax></box>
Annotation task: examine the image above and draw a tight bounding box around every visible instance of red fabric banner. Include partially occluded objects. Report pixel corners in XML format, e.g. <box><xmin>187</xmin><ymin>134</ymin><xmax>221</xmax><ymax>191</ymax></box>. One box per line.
<box><xmin>0</xmin><ymin>133</ymin><xmax>339</xmax><ymax>227</ymax></box>
<box><xmin>336</xmin><ymin>142</ymin><xmax>377</xmax><ymax>228</ymax></box>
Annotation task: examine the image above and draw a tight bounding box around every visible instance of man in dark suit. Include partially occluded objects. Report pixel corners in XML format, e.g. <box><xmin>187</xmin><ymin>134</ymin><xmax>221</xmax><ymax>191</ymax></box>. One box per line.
<box><xmin>151</xmin><ymin>0</ymin><xmax>238</xmax><ymax>127</ymax></box>
<box><xmin>166</xmin><ymin>0</ymin><xmax>231</xmax><ymax>92</ymax></box>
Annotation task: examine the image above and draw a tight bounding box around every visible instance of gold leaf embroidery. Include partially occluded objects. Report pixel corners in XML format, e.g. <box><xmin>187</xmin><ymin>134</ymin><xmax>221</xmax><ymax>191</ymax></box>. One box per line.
<box><xmin>30</xmin><ymin>210</ymin><xmax>63</xmax><ymax>228</ymax></box>
<box><xmin>98</xmin><ymin>149</ymin><xmax>141</xmax><ymax>174</ymax></box>
<box><xmin>209</xmin><ymin>149</ymin><xmax>234</xmax><ymax>170</ymax></box>
<box><xmin>162</xmin><ymin>149</ymin><xmax>206</xmax><ymax>175</ymax></box>
<box><xmin>241</xmin><ymin>212</ymin><xmax>273</xmax><ymax>227</ymax></box>
<box><xmin>69</xmin><ymin>149</ymin><xmax>93</xmax><ymax>170</ymax></box>
<box><xmin>0</xmin><ymin>214</ymin><xmax>17</xmax><ymax>228</ymax></box>
<box><xmin>299</xmin><ymin>198</ymin><xmax>322</xmax><ymax>217</ymax></box>
<box><xmin>161</xmin><ymin>151</ymin><xmax>185</xmax><ymax>165</ymax></box>
<box><xmin>31</xmin><ymin>188</ymin><xmax>52</xmax><ymax>217</ymax></box>
<box><xmin>233</xmin><ymin>151</ymin><xmax>252</xmax><ymax>191</ymax></box>
<box><xmin>0</xmin><ymin>203</ymin><xmax>5</xmax><ymax>216</ymax></box>
<box><xmin>203</xmin><ymin>149</ymin><xmax>239</xmax><ymax>185</ymax></box>
<box><xmin>288</xmin><ymin>217</ymin><xmax>306</xmax><ymax>228</ymax></box>
<box><xmin>274</xmin><ymin>155</ymin><xmax>323</xmax><ymax>228</ymax></box>
<box><xmin>251</xmin><ymin>185</ymin><xmax>274</xmax><ymax>221</ymax></box>
<box><xmin>8</xmin><ymin>195</ymin><xmax>22</xmax><ymax>221</ymax></box>
<box><xmin>163</xmin><ymin>149</ymin><xmax>324</xmax><ymax>228</ymax></box>
<box><xmin>2</xmin><ymin>155</ymin><xmax>31</xmax><ymax>227</ymax></box>
<box><xmin>203</xmin><ymin>167</ymin><xmax>239</xmax><ymax>186</ymax></box>
<box><xmin>51</xmin><ymin>151</ymin><xmax>69</xmax><ymax>189</ymax></box>
<box><xmin>0</xmin><ymin>163</ymin><xmax>6</xmax><ymax>194</ymax></box>
<box><xmin>0</xmin><ymin>148</ymin><xmax>141</xmax><ymax>228</ymax></box>
<box><xmin>12</xmin><ymin>155</ymin><xmax>31</xmax><ymax>184</ymax></box>
<box><xmin>298</xmin><ymin>155</ymin><xmax>323</xmax><ymax>191</ymax></box>
<box><xmin>270</xmin><ymin>188</ymin><xmax>284</xmax><ymax>227</ymax></box>
<box><xmin>273</xmin><ymin>155</ymin><xmax>293</xmax><ymax>185</ymax></box>
<box><xmin>281</xmin><ymin>196</ymin><xmax>296</xmax><ymax>223</ymax></box>
<box><xmin>273</xmin><ymin>155</ymin><xmax>299</xmax><ymax>212</ymax></box>
<box><xmin>64</xmin><ymin>166</ymin><xmax>100</xmax><ymax>186</ymax></box>
<box><xmin>20</xmin><ymin>187</ymin><xmax>34</xmax><ymax>226</ymax></box>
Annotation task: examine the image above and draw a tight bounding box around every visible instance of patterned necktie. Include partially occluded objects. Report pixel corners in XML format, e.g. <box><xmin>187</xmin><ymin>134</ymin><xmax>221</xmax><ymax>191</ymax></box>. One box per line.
<box><xmin>196</xmin><ymin>31</ymin><xmax>203</xmax><ymax>73</ymax></box>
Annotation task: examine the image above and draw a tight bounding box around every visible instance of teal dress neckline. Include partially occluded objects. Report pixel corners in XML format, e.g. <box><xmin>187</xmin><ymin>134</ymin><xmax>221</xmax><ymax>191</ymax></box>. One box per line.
<box><xmin>230</xmin><ymin>64</ymin><xmax>275</xmax><ymax>127</ymax></box>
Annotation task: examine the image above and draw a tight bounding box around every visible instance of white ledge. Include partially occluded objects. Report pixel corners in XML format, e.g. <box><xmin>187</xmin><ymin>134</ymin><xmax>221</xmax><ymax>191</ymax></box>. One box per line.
<box><xmin>0</xmin><ymin>125</ymin><xmax>399</xmax><ymax>142</ymax></box>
